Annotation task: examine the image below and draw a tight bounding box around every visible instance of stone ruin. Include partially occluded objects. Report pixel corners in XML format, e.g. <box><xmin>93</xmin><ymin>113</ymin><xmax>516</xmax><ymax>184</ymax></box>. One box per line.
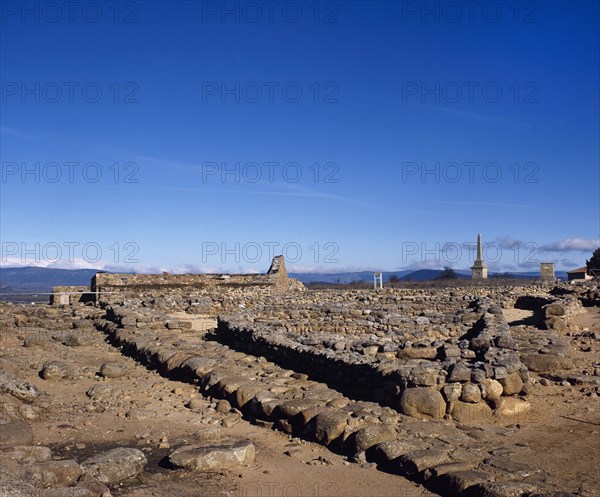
<box><xmin>49</xmin><ymin>256</ymin><xmax>599</xmax><ymax>426</ymax></box>
<box><xmin>50</xmin><ymin>255</ymin><xmax>303</xmax><ymax>305</ymax></box>
<box><xmin>7</xmin><ymin>257</ymin><xmax>600</xmax><ymax>496</ymax></box>
<box><xmin>80</xmin><ymin>263</ymin><xmax>593</xmax><ymax>424</ymax></box>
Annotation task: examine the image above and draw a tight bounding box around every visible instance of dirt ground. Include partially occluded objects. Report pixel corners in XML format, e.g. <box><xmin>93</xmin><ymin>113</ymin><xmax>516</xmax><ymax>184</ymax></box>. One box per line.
<box><xmin>502</xmin><ymin>307</ymin><xmax>600</xmax><ymax>495</ymax></box>
<box><xmin>1</xmin><ymin>304</ymin><xmax>599</xmax><ymax>496</ymax></box>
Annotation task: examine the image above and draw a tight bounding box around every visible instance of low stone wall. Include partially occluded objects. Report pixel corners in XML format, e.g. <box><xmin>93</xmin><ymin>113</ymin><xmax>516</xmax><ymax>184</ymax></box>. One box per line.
<box><xmin>50</xmin><ymin>286</ymin><xmax>95</xmax><ymax>305</ymax></box>
<box><xmin>513</xmin><ymin>293</ymin><xmax>585</xmax><ymax>331</ymax></box>
<box><xmin>51</xmin><ymin>256</ymin><xmax>303</xmax><ymax>306</ymax></box>
<box><xmin>216</xmin><ymin>297</ymin><xmax>530</xmax><ymax>423</ymax></box>
<box><xmin>94</xmin><ymin>304</ymin><xmax>570</xmax><ymax>496</ymax></box>
<box><xmin>542</xmin><ymin>296</ymin><xmax>585</xmax><ymax>331</ymax></box>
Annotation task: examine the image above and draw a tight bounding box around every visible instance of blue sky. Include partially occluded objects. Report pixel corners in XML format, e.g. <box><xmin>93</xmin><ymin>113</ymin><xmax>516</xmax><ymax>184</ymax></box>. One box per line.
<box><xmin>1</xmin><ymin>0</ymin><xmax>599</xmax><ymax>274</ymax></box>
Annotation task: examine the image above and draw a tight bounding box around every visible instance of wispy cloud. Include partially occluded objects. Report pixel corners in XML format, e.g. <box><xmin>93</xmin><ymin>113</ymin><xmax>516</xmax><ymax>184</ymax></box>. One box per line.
<box><xmin>556</xmin><ymin>258</ymin><xmax>580</xmax><ymax>268</ymax></box>
<box><xmin>0</xmin><ymin>258</ymin><xmax>267</xmax><ymax>275</ymax></box>
<box><xmin>102</xmin><ymin>182</ymin><xmax>343</xmax><ymax>199</ymax></box>
<box><xmin>0</xmin><ymin>257</ymin><xmax>106</xmax><ymax>270</ymax></box>
<box><xmin>540</xmin><ymin>238</ymin><xmax>600</xmax><ymax>252</ymax></box>
<box><xmin>494</xmin><ymin>236</ymin><xmax>530</xmax><ymax>250</ymax></box>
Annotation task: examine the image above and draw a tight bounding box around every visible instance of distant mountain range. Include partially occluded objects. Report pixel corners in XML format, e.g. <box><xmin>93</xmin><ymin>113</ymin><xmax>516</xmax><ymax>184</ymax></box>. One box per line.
<box><xmin>0</xmin><ymin>267</ymin><xmax>102</xmax><ymax>302</ymax></box>
<box><xmin>289</xmin><ymin>269</ymin><xmax>567</xmax><ymax>284</ymax></box>
<box><xmin>0</xmin><ymin>266</ymin><xmax>567</xmax><ymax>302</ymax></box>
<box><xmin>288</xmin><ymin>269</ymin><xmax>471</xmax><ymax>283</ymax></box>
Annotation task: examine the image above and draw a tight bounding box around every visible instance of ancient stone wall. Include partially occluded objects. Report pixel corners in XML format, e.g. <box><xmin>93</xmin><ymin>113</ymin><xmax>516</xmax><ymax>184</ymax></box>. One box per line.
<box><xmin>214</xmin><ymin>295</ymin><xmax>530</xmax><ymax>423</ymax></box>
<box><xmin>50</xmin><ymin>286</ymin><xmax>95</xmax><ymax>305</ymax></box>
<box><xmin>51</xmin><ymin>256</ymin><xmax>302</xmax><ymax>305</ymax></box>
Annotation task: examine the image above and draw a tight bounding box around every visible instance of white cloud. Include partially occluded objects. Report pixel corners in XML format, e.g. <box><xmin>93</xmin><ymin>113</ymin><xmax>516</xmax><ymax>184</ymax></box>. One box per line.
<box><xmin>0</xmin><ymin>257</ymin><xmax>106</xmax><ymax>270</ymax></box>
<box><xmin>539</xmin><ymin>238</ymin><xmax>600</xmax><ymax>253</ymax></box>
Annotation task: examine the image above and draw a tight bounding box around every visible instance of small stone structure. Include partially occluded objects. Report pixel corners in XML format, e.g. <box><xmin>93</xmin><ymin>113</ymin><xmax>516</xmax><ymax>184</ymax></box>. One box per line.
<box><xmin>471</xmin><ymin>234</ymin><xmax>488</xmax><ymax>280</ymax></box>
<box><xmin>49</xmin><ymin>286</ymin><xmax>95</xmax><ymax>305</ymax></box>
<box><xmin>539</xmin><ymin>262</ymin><xmax>555</xmax><ymax>281</ymax></box>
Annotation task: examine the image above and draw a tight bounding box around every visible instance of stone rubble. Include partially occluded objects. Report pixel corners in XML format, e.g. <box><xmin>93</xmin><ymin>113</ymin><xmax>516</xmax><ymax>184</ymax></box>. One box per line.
<box><xmin>2</xmin><ymin>273</ymin><xmax>598</xmax><ymax>497</ymax></box>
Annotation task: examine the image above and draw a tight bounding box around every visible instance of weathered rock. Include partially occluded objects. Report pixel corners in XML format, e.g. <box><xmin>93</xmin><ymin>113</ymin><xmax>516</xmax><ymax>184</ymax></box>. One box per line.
<box><xmin>351</xmin><ymin>423</ymin><xmax>398</xmax><ymax>452</ymax></box>
<box><xmin>312</xmin><ymin>410</ymin><xmax>349</xmax><ymax>444</ymax></box>
<box><xmin>399</xmin><ymin>448</ymin><xmax>451</xmax><ymax>475</ymax></box>
<box><xmin>526</xmin><ymin>492</ymin><xmax>577</xmax><ymax>497</ymax></box>
<box><xmin>482</xmin><ymin>379</ymin><xmax>503</xmax><ymax>400</ymax></box>
<box><xmin>0</xmin><ymin>372</ymin><xmax>38</xmax><ymax>403</ymax></box>
<box><xmin>2</xmin><ymin>446</ymin><xmax>52</xmax><ymax>463</ymax></box>
<box><xmin>77</xmin><ymin>471</ymin><xmax>111</xmax><ymax>497</ymax></box>
<box><xmin>442</xmin><ymin>383</ymin><xmax>462</xmax><ymax>402</ymax></box>
<box><xmin>36</xmin><ymin>486</ymin><xmax>93</xmax><ymax>497</ymax></box>
<box><xmin>544</xmin><ymin>303</ymin><xmax>566</xmax><ymax>316</ymax></box>
<box><xmin>23</xmin><ymin>333</ymin><xmax>48</xmax><ymax>348</ymax></box>
<box><xmin>99</xmin><ymin>362</ymin><xmax>127</xmax><ymax>378</ymax></box>
<box><xmin>471</xmin><ymin>369</ymin><xmax>487</xmax><ymax>384</ymax></box>
<box><xmin>126</xmin><ymin>408</ymin><xmax>155</xmax><ymax>420</ymax></box>
<box><xmin>399</xmin><ymin>388</ymin><xmax>446</xmax><ymax>420</ymax></box>
<box><xmin>17</xmin><ymin>403</ymin><xmax>41</xmax><ymax>421</ymax></box>
<box><xmin>232</xmin><ymin>383</ymin><xmax>269</xmax><ymax>408</ymax></box>
<box><xmin>398</xmin><ymin>347</ymin><xmax>438</xmax><ymax>360</ymax></box>
<box><xmin>0</xmin><ymin>463</ymin><xmax>16</xmax><ymax>480</ymax></box>
<box><xmin>521</xmin><ymin>354</ymin><xmax>574</xmax><ymax>372</ymax></box>
<box><xmin>495</xmin><ymin>398</ymin><xmax>531</xmax><ymax>420</ymax></box>
<box><xmin>168</xmin><ymin>440</ymin><xmax>255</xmax><ymax>471</ymax></box>
<box><xmin>451</xmin><ymin>400</ymin><xmax>493</xmax><ymax>424</ymax></box>
<box><xmin>296</xmin><ymin>406</ymin><xmax>324</xmax><ymax>427</ymax></box>
<box><xmin>436</xmin><ymin>470</ymin><xmax>494</xmax><ymax>493</ymax></box>
<box><xmin>274</xmin><ymin>399</ymin><xmax>320</xmax><ymax>420</ymax></box>
<box><xmin>191</xmin><ymin>427</ymin><xmax>226</xmax><ymax>444</ymax></box>
<box><xmin>499</xmin><ymin>372</ymin><xmax>523</xmax><ymax>395</ymax></box>
<box><xmin>81</xmin><ymin>447</ymin><xmax>147</xmax><ymax>484</ymax></box>
<box><xmin>460</xmin><ymin>383</ymin><xmax>482</xmax><ymax>404</ymax></box>
<box><xmin>0</xmin><ymin>479</ymin><xmax>38</xmax><ymax>497</ymax></box>
<box><xmin>424</xmin><ymin>461</ymin><xmax>475</xmax><ymax>480</ymax></box>
<box><xmin>545</xmin><ymin>316</ymin><xmax>567</xmax><ymax>331</ymax></box>
<box><xmin>180</xmin><ymin>356</ymin><xmax>216</xmax><ymax>376</ymax></box>
<box><xmin>85</xmin><ymin>384</ymin><xmax>116</xmax><ymax>403</ymax></box>
<box><xmin>248</xmin><ymin>396</ymin><xmax>281</xmax><ymax>420</ymax></box>
<box><xmin>61</xmin><ymin>332</ymin><xmax>88</xmax><ymax>347</ymax></box>
<box><xmin>216</xmin><ymin>399</ymin><xmax>232</xmax><ymax>413</ymax></box>
<box><xmin>38</xmin><ymin>460</ymin><xmax>83</xmax><ymax>486</ymax></box>
<box><xmin>40</xmin><ymin>361</ymin><xmax>70</xmax><ymax>380</ymax></box>
<box><xmin>327</xmin><ymin>397</ymin><xmax>349</xmax><ymax>409</ymax></box>
<box><xmin>410</xmin><ymin>367</ymin><xmax>440</xmax><ymax>387</ymax></box>
<box><xmin>164</xmin><ymin>351</ymin><xmax>195</xmax><ymax>373</ymax></box>
<box><xmin>448</xmin><ymin>363</ymin><xmax>472</xmax><ymax>383</ymax></box>
<box><xmin>274</xmin><ymin>418</ymin><xmax>293</xmax><ymax>434</ymax></box>
<box><xmin>221</xmin><ymin>412</ymin><xmax>241</xmax><ymax>427</ymax></box>
<box><xmin>469</xmin><ymin>481</ymin><xmax>539</xmax><ymax>497</ymax></box>
<box><xmin>0</xmin><ymin>420</ymin><xmax>34</xmax><ymax>447</ymax></box>
<box><xmin>484</xmin><ymin>455</ymin><xmax>536</xmax><ymax>475</ymax></box>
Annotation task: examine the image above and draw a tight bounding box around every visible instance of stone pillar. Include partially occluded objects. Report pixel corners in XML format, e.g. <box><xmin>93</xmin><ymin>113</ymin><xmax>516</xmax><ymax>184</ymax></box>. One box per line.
<box><xmin>471</xmin><ymin>233</ymin><xmax>488</xmax><ymax>280</ymax></box>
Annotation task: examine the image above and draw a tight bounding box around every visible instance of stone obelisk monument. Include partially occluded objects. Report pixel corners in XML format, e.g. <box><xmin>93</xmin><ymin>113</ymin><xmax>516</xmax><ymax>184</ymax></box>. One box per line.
<box><xmin>471</xmin><ymin>233</ymin><xmax>488</xmax><ymax>280</ymax></box>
